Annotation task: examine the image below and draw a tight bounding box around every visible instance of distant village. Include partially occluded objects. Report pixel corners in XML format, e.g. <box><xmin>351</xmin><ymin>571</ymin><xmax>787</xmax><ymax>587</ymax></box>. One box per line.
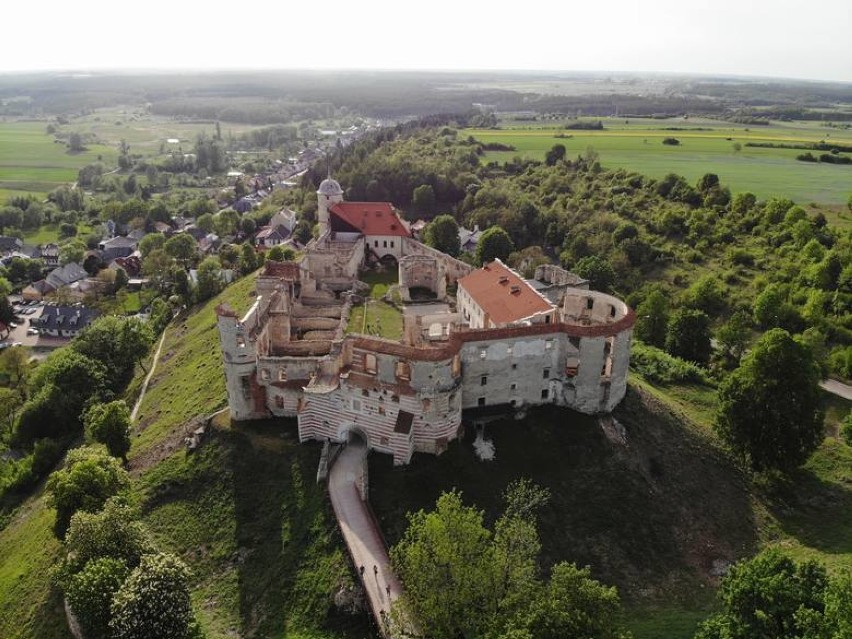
<box><xmin>0</xmin><ymin>137</ymin><xmax>489</xmax><ymax>355</ymax></box>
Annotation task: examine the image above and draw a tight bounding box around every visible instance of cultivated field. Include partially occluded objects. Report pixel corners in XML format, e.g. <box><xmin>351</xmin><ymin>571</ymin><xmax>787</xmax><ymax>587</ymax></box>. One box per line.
<box><xmin>468</xmin><ymin>117</ymin><xmax>852</xmax><ymax>205</ymax></box>
<box><xmin>0</xmin><ymin>121</ymin><xmax>117</xmax><ymax>201</ymax></box>
<box><xmin>0</xmin><ymin>110</ymin><xmax>262</xmax><ymax>201</ymax></box>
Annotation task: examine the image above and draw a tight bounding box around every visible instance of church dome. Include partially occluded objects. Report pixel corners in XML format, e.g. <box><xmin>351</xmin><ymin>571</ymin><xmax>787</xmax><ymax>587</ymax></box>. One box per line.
<box><xmin>317</xmin><ymin>177</ymin><xmax>343</xmax><ymax>196</ymax></box>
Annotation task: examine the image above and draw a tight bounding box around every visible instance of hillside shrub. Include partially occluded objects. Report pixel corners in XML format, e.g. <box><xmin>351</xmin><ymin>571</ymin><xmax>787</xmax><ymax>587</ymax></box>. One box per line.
<box><xmin>631</xmin><ymin>342</ymin><xmax>708</xmax><ymax>384</ymax></box>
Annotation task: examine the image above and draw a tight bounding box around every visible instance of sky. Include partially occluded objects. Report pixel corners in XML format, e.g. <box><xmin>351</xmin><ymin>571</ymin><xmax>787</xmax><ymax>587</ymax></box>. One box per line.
<box><xmin>1</xmin><ymin>0</ymin><xmax>850</xmax><ymax>83</ymax></box>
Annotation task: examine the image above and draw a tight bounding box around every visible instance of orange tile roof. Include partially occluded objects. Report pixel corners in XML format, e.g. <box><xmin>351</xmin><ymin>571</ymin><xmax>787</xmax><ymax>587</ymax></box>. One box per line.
<box><xmin>458</xmin><ymin>260</ymin><xmax>555</xmax><ymax>326</ymax></box>
<box><xmin>330</xmin><ymin>202</ymin><xmax>410</xmax><ymax>237</ymax></box>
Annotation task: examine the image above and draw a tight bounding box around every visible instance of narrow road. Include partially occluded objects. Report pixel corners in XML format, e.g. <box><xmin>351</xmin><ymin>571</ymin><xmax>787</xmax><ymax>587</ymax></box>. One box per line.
<box><xmin>820</xmin><ymin>378</ymin><xmax>852</xmax><ymax>401</ymax></box>
<box><xmin>131</xmin><ymin>328</ymin><xmax>167</xmax><ymax>423</ymax></box>
<box><xmin>328</xmin><ymin>439</ymin><xmax>408</xmax><ymax>637</ymax></box>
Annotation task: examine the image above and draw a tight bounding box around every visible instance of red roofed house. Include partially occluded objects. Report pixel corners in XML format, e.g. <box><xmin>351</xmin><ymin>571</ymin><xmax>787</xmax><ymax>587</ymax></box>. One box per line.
<box><xmin>317</xmin><ymin>178</ymin><xmax>410</xmax><ymax>261</ymax></box>
<box><xmin>457</xmin><ymin>259</ymin><xmax>556</xmax><ymax>329</ymax></box>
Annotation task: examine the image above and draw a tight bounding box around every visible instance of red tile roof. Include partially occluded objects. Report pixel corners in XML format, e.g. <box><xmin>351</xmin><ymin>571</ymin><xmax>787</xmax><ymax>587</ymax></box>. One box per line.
<box><xmin>458</xmin><ymin>259</ymin><xmax>555</xmax><ymax>326</ymax></box>
<box><xmin>329</xmin><ymin>202</ymin><xmax>410</xmax><ymax>237</ymax></box>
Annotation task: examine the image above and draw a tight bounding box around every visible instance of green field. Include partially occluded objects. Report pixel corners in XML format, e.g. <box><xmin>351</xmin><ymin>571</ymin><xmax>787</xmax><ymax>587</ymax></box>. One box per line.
<box><xmin>0</xmin><ymin>111</ymin><xmax>261</xmax><ymax>202</ymax></box>
<box><xmin>0</xmin><ymin>121</ymin><xmax>118</xmax><ymax>200</ymax></box>
<box><xmin>467</xmin><ymin>117</ymin><xmax>852</xmax><ymax>205</ymax></box>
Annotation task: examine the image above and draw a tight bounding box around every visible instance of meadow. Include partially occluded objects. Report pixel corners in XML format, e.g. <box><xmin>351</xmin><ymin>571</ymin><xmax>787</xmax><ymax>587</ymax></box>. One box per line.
<box><xmin>468</xmin><ymin>117</ymin><xmax>852</xmax><ymax>205</ymax></box>
<box><xmin>0</xmin><ymin>110</ymin><xmax>261</xmax><ymax>202</ymax></box>
<box><xmin>0</xmin><ymin>121</ymin><xmax>117</xmax><ymax>201</ymax></box>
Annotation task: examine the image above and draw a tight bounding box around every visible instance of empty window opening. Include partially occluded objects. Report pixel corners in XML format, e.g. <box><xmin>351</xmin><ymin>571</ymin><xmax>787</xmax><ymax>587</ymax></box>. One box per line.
<box><xmin>365</xmin><ymin>353</ymin><xmax>377</xmax><ymax>374</ymax></box>
<box><xmin>278</xmin><ymin>369</ymin><xmax>287</xmax><ymax>382</ymax></box>
<box><xmin>586</xmin><ymin>298</ymin><xmax>594</xmax><ymax>310</ymax></box>
<box><xmin>510</xmin><ymin>383</ymin><xmax>517</xmax><ymax>390</ymax></box>
<box><xmin>543</xmin><ymin>368</ymin><xmax>550</xmax><ymax>379</ymax></box>
<box><xmin>541</xmin><ymin>389</ymin><xmax>549</xmax><ymax>400</ymax></box>
<box><xmin>260</xmin><ymin>369</ymin><xmax>270</xmax><ymax>381</ymax></box>
<box><xmin>481</xmin><ymin>375</ymin><xmax>488</xmax><ymax>386</ymax></box>
<box><xmin>478</xmin><ymin>397</ymin><xmax>486</xmax><ymax>407</ymax></box>
<box><xmin>545</xmin><ymin>339</ymin><xmax>554</xmax><ymax>350</ymax></box>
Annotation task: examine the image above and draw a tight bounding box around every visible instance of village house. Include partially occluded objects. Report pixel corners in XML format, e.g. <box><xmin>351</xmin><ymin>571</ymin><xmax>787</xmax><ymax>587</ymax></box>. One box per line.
<box><xmin>30</xmin><ymin>305</ymin><xmax>100</xmax><ymax>339</ymax></box>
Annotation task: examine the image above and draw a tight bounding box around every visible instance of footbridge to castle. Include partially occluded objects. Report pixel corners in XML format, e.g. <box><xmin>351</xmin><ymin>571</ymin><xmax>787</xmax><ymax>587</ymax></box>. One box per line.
<box><xmin>327</xmin><ymin>437</ymin><xmax>414</xmax><ymax>638</ymax></box>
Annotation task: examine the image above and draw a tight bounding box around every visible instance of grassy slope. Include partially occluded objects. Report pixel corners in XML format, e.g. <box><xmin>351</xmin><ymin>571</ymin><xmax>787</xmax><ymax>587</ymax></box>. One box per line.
<box><xmin>467</xmin><ymin>118</ymin><xmax>852</xmax><ymax>204</ymax></box>
<box><xmin>370</xmin><ymin>377</ymin><xmax>852</xmax><ymax>639</ymax></box>
<box><xmin>127</xmin><ymin>274</ymin><xmax>370</xmax><ymax>638</ymax></box>
<box><xmin>0</xmin><ymin>497</ymin><xmax>70</xmax><ymax>639</ymax></box>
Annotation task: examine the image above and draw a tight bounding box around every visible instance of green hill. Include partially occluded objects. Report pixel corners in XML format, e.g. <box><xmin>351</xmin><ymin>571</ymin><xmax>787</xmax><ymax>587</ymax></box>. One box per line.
<box><xmin>1</xmin><ymin>271</ymin><xmax>849</xmax><ymax>639</ymax></box>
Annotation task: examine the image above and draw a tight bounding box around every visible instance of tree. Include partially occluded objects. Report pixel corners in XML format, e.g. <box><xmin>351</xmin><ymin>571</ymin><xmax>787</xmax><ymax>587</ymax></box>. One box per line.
<box><xmin>110</xmin><ymin>553</ymin><xmax>194</xmax><ymax>639</ymax></box>
<box><xmin>73</xmin><ymin>316</ymin><xmax>153</xmax><ymax>392</ymax></box>
<box><xmin>527</xmin><ymin>562</ymin><xmax>627</xmax><ymax>639</ymax></box>
<box><xmin>215</xmin><ymin>209</ymin><xmax>240</xmax><ymax>237</ymax></box>
<box><xmin>475</xmin><ymin>226</ymin><xmax>514</xmax><ymax>265</ymax></box>
<box><xmin>715</xmin><ymin>328</ymin><xmax>824</xmax><ymax>473</ymax></box>
<box><xmin>46</xmin><ymin>445</ymin><xmax>130</xmax><ymax>537</ymax></box>
<box><xmin>266</xmin><ymin>245</ymin><xmax>285</xmax><ymax>261</ymax></box>
<box><xmin>195</xmin><ymin>213</ymin><xmax>214</xmax><ymax>233</ymax></box>
<box><xmin>66</xmin><ymin>557</ymin><xmax>130</xmax><ymax>639</ymax></box>
<box><xmin>391</xmin><ymin>490</ymin><xmax>497</xmax><ymax>639</ymax></box>
<box><xmin>694</xmin><ymin>549</ymin><xmax>829</xmax><ymax>639</ymax></box>
<box><xmin>61</xmin><ymin>496</ymin><xmax>153</xmax><ymax>577</ymax></box>
<box><xmin>545</xmin><ymin>144</ymin><xmax>566</xmax><ymax>166</ymax></box>
<box><xmin>60</xmin><ymin>239</ymin><xmax>87</xmax><ymax>266</ymax></box>
<box><xmin>84</xmin><ymin>401</ymin><xmax>132</xmax><ymax>461</ymax></box>
<box><xmin>195</xmin><ymin>256</ymin><xmax>224</xmax><ymax>302</ymax></box>
<box><xmin>239</xmin><ymin>242</ymin><xmax>258</xmax><ymax>275</ymax></box>
<box><xmin>424</xmin><ymin>214</ymin><xmax>460</xmax><ymax>257</ymax></box>
<box><xmin>138</xmin><ymin>233</ymin><xmax>165</xmax><ymax>258</ymax></box>
<box><xmin>682</xmin><ymin>276</ymin><xmax>726</xmax><ymax>316</ymax></box>
<box><xmin>665</xmin><ymin>308</ymin><xmax>711</xmax><ymax>365</ymax></box>
<box><xmin>68</xmin><ymin>132</ymin><xmax>85</xmax><ymax>153</ymax></box>
<box><xmin>239</xmin><ymin>216</ymin><xmax>256</xmax><ymax>235</ymax></box>
<box><xmin>164</xmin><ymin>233</ymin><xmax>197</xmax><ymax>267</ymax></box>
<box><xmin>412</xmin><ymin>184</ymin><xmax>436</xmax><ymax>214</ymax></box>
<box><xmin>573</xmin><ymin>255</ymin><xmax>616</xmax><ymax>292</ymax></box>
<box><xmin>0</xmin><ymin>387</ymin><xmax>23</xmax><ymax>438</ymax></box>
<box><xmin>714</xmin><ymin>310</ymin><xmax>751</xmax><ymax>368</ymax></box>
<box><xmin>0</xmin><ymin>277</ymin><xmax>15</xmax><ymax>325</ymax></box>
<box><xmin>634</xmin><ymin>289</ymin><xmax>669</xmax><ymax>348</ymax></box>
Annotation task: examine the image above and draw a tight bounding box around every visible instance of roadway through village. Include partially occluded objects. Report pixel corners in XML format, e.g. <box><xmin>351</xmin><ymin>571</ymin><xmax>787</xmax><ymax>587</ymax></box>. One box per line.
<box><xmin>327</xmin><ymin>438</ymin><xmax>410</xmax><ymax>638</ymax></box>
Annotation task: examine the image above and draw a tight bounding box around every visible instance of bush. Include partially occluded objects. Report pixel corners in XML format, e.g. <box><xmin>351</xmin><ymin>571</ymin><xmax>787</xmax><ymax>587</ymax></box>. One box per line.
<box><xmin>662</xmin><ymin>137</ymin><xmax>680</xmax><ymax>146</ymax></box>
<box><xmin>841</xmin><ymin>412</ymin><xmax>852</xmax><ymax>446</ymax></box>
<box><xmin>631</xmin><ymin>342</ymin><xmax>708</xmax><ymax>384</ymax></box>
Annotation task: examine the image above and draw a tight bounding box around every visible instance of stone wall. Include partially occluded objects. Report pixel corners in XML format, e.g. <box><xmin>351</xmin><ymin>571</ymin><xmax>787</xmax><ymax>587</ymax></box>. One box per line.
<box><xmin>402</xmin><ymin>238</ymin><xmax>474</xmax><ymax>284</ymax></box>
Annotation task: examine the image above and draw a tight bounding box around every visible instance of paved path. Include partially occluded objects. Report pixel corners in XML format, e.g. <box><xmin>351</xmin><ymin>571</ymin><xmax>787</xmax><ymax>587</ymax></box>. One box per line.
<box><xmin>328</xmin><ymin>440</ymin><xmax>408</xmax><ymax>637</ymax></box>
<box><xmin>131</xmin><ymin>328</ymin><xmax>168</xmax><ymax>422</ymax></box>
<box><xmin>820</xmin><ymin>378</ymin><xmax>852</xmax><ymax>401</ymax></box>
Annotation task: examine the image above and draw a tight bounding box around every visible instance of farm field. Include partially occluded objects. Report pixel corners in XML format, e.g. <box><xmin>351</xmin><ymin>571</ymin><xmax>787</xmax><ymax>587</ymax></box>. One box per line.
<box><xmin>467</xmin><ymin>117</ymin><xmax>852</xmax><ymax>205</ymax></box>
<box><xmin>0</xmin><ymin>121</ymin><xmax>117</xmax><ymax>201</ymax></box>
<box><xmin>0</xmin><ymin>110</ymin><xmax>262</xmax><ymax>202</ymax></box>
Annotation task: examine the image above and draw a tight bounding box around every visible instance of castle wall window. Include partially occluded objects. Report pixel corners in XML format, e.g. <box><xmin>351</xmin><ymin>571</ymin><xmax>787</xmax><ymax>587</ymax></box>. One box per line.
<box><xmin>275</xmin><ymin>396</ymin><xmax>284</xmax><ymax>408</ymax></box>
<box><xmin>278</xmin><ymin>369</ymin><xmax>287</xmax><ymax>382</ymax></box>
<box><xmin>236</xmin><ymin>335</ymin><xmax>246</xmax><ymax>348</ymax></box>
<box><xmin>545</xmin><ymin>339</ymin><xmax>554</xmax><ymax>350</ymax></box>
<box><xmin>374</xmin><ymin>240</ymin><xmax>379</xmax><ymax>247</ymax></box>
<box><xmin>383</xmin><ymin>240</ymin><xmax>387</xmax><ymax>248</ymax></box>
<box><xmin>390</xmin><ymin>241</ymin><xmax>395</xmax><ymax>248</ymax></box>
<box><xmin>352</xmin><ymin>399</ymin><xmax>361</xmax><ymax>412</ymax></box>
<box><xmin>480</xmin><ymin>348</ymin><xmax>487</xmax><ymax>359</ymax></box>
<box><xmin>586</xmin><ymin>298</ymin><xmax>594</xmax><ymax>310</ymax></box>
<box><xmin>365</xmin><ymin>353</ymin><xmax>377</xmax><ymax>374</ymax></box>
<box><xmin>481</xmin><ymin>375</ymin><xmax>487</xmax><ymax>386</ymax></box>
<box><xmin>541</xmin><ymin>389</ymin><xmax>549</xmax><ymax>399</ymax></box>
<box><xmin>396</xmin><ymin>360</ymin><xmax>411</xmax><ymax>381</ymax></box>
<box><xmin>507</xmin><ymin>345</ymin><xmax>513</xmax><ymax>355</ymax></box>
<box><xmin>260</xmin><ymin>369</ymin><xmax>270</xmax><ymax>381</ymax></box>
<box><xmin>510</xmin><ymin>383</ymin><xmax>517</xmax><ymax>390</ymax></box>
<box><xmin>543</xmin><ymin>368</ymin><xmax>550</xmax><ymax>379</ymax></box>
<box><xmin>478</xmin><ymin>397</ymin><xmax>486</xmax><ymax>407</ymax></box>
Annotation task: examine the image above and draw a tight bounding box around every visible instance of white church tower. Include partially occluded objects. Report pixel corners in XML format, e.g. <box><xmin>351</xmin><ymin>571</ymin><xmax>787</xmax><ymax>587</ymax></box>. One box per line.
<box><xmin>316</xmin><ymin>175</ymin><xmax>344</xmax><ymax>238</ymax></box>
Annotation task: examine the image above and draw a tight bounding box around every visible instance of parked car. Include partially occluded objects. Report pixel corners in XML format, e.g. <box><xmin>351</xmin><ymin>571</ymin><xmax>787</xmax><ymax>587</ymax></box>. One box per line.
<box><xmin>9</xmin><ymin>322</ymin><xmax>17</xmax><ymax>329</ymax></box>
<box><xmin>26</xmin><ymin>328</ymin><xmax>39</xmax><ymax>335</ymax></box>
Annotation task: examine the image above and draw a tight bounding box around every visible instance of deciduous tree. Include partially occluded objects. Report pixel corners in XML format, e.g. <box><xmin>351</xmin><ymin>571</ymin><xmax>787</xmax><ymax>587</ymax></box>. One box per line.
<box><xmin>109</xmin><ymin>553</ymin><xmax>194</xmax><ymax>639</ymax></box>
<box><xmin>715</xmin><ymin>328</ymin><xmax>824</xmax><ymax>473</ymax></box>
<box><xmin>475</xmin><ymin>226</ymin><xmax>514</xmax><ymax>265</ymax></box>
<box><xmin>84</xmin><ymin>401</ymin><xmax>132</xmax><ymax>461</ymax></box>
<box><xmin>424</xmin><ymin>214</ymin><xmax>460</xmax><ymax>257</ymax></box>
<box><xmin>665</xmin><ymin>308</ymin><xmax>711</xmax><ymax>365</ymax></box>
<box><xmin>46</xmin><ymin>445</ymin><xmax>130</xmax><ymax>537</ymax></box>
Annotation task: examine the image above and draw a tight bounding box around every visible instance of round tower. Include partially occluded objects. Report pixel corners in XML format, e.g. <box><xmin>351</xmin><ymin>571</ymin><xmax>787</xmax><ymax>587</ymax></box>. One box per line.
<box><xmin>316</xmin><ymin>177</ymin><xmax>344</xmax><ymax>238</ymax></box>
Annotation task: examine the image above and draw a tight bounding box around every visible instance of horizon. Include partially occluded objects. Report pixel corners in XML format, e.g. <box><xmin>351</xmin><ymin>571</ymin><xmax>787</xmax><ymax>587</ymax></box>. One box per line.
<box><xmin>2</xmin><ymin>0</ymin><xmax>850</xmax><ymax>84</ymax></box>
